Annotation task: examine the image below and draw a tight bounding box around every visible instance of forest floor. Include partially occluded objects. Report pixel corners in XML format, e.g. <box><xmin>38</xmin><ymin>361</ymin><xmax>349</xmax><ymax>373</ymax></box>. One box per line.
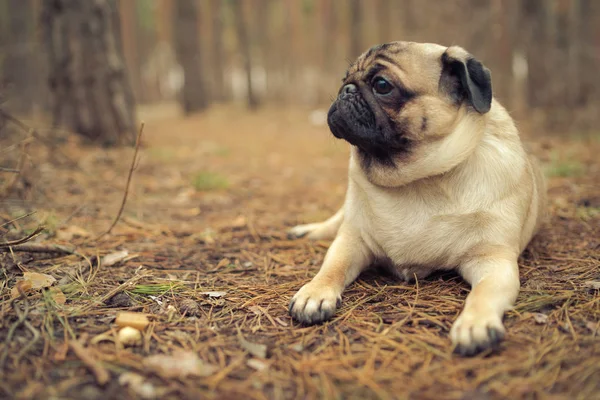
<box><xmin>0</xmin><ymin>104</ymin><xmax>599</xmax><ymax>400</ymax></box>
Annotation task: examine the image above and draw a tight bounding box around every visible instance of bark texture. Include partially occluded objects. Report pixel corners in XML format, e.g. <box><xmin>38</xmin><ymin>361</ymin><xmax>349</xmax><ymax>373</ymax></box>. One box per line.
<box><xmin>174</xmin><ymin>0</ymin><xmax>208</xmax><ymax>114</ymax></box>
<box><xmin>41</xmin><ymin>0</ymin><xmax>136</xmax><ymax>146</ymax></box>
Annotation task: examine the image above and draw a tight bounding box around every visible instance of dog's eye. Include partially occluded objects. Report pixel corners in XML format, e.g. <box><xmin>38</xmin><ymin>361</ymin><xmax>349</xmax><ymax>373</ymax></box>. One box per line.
<box><xmin>373</xmin><ymin>77</ymin><xmax>393</xmax><ymax>95</ymax></box>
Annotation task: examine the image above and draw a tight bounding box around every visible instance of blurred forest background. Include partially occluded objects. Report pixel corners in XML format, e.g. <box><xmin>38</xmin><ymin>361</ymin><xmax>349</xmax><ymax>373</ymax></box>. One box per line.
<box><xmin>1</xmin><ymin>0</ymin><xmax>600</xmax><ymax>145</ymax></box>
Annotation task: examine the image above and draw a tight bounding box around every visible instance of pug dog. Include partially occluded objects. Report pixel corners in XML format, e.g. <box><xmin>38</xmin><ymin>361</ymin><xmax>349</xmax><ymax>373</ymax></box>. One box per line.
<box><xmin>288</xmin><ymin>41</ymin><xmax>546</xmax><ymax>356</ymax></box>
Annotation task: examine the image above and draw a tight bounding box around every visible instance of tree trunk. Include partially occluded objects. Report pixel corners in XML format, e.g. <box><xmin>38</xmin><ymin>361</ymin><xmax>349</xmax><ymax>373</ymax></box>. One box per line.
<box><xmin>4</xmin><ymin>0</ymin><xmax>36</xmax><ymax>115</ymax></box>
<box><xmin>376</xmin><ymin>0</ymin><xmax>392</xmax><ymax>44</ymax></box>
<box><xmin>255</xmin><ymin>0</ymin><xmax>270</xmax><ymax>102</ymax></box>
<box><xmin>209</xmin><ymin>0</ymin><xmax>227</xmax><ymax>102</ymax></box>
<box><xmin>522</xmin><ymin>0</ymin><xmax>552</xmax><ymax>109</ymax></box>
<box><xmin>488</xmin><ymin>0</ymin><xmax>515</xmax><ymax>107</ymax></box>
<box><xmin>577</xmin><ymin>0</ymin><xmax>597</xmax><ymax>106</ymax></box>
<box><xmin>349</xmin><ymin>0</ymin><xmax>363</xmax><ymax>59</ymax></box>
<box><xmin>283</xmin><ymin>0</ymin><xmax>300</xmax><ymax>104</ymax></box>
<box><xmin>156</xmin><ymin>0</ymin><xmax>173</xmax><ymax>44</ymax></box>
<box><xmin>232</xmin><ymin>0</ymin><xmax>259</xmax><ymax>109</ymax></box>
<box><xmin>119</xmin><ymin>0</ymin><xmax>140</xmax><ymax>103</ymax></box>
<box><xmin>318</xmin><ymin>0</ymin><xmax>336</xmax><ymax>104</ymax></box>
<box><xmin>173</xmin><ymin>0</ymin><xmax>208</xmax><ymax>114</ymax></box>
<box><xmin>41</xmin><ymin>0</ymin><xmax>136</xmax><ymax>146</ymax></box>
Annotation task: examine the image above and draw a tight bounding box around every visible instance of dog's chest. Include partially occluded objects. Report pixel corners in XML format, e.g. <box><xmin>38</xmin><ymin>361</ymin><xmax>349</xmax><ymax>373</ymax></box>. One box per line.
<box><xmin>347</xmin><ymin>182</ymin><xmax>486</xmax><ymax>270</ymax></box>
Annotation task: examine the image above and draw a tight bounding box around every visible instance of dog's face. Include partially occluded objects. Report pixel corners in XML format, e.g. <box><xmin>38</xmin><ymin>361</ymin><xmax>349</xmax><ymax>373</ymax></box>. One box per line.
<box><xmin>327</xmin><ymin>41</ymin><xmax>493</xmax><ymax>186</ymax></box>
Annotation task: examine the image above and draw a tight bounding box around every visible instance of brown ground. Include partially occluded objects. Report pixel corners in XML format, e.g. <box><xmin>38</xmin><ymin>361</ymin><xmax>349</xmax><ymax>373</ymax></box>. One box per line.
<box><xmin>0</xmin><ymin>104</ymin><xmax>599</xmax><ymax>400</ymax></box>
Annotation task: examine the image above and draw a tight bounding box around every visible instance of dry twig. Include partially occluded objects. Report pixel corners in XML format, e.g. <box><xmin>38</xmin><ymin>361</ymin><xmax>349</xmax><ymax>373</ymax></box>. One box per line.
<box><xmin>97</xmin><ymin>122</ymin><xmax>144</xmax><ymax>239</ymax></box>
<box><xmin>0</xmin><ymin>167</ymin><xmax>19</xmax><ymax>173</ymax></box>
<box><xmin>0</xmin><ymin>242</ymin><xmax>77</xmax><ymax>255</ymax></box>
<box><xmin>0</xmin><ymin>212</ymin><xmax>36</xmax><ymax>230</ymax></box>
<box><xmin>0</xmin><ymin>226</ymin><xmax>44</xmax><ymax>249</ymax></box>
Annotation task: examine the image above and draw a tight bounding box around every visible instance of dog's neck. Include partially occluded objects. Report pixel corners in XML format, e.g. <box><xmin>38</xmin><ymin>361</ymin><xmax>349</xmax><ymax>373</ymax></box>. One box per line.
<box><xmin>350</xmin><ymin>101</ymin><xmax>525</xmax><ymax>194</ymax></box>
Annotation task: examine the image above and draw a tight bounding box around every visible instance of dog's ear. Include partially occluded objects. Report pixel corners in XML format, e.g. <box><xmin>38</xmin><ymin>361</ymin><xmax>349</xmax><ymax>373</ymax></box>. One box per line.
<box><xmin>439</xmin><ymin>46</ymin><xmax>492</xmax><ymax>114</ymax></box>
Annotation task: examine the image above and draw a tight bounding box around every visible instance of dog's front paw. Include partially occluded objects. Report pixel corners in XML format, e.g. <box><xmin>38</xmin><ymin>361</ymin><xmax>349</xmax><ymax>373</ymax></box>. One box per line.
<box><xmin>450</xmin><ymin>309</ymin><xmax>505</xmax><ymax>356</ymax></box>
<box><xmin>287</xmin><ymin>223</ymin><xmax>315</xmax><ymax>239</ymax></box>
<box><xmin>289</xmin><ymin>282</ymin><xmax>342</xmax><ymax>324</ymax></box>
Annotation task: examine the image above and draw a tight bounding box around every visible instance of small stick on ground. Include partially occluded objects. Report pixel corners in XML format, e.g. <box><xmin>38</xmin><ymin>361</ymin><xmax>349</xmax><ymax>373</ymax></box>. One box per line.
<box><xmin>0</xmin><ymin>167</ymin><xmax>20</xmax><ymax>173</ymax></box>
<box><xmin>1</xmin><ymin>212</ymin><xmax>36</xmax><ymax>229</ymax></box>
<box><xmin>69</xmin><ymin>340</ymin><xmax>110</xmax><ymax>385</ymax></box>
<box><xmin>0</xmin><ymin>226</ymin><xmax>44</xmax><ymax>249</ymax></box>
<box><xmin>97</xmin><ymin>122</ymin><xmax>145</xmax><ymax>239</ymax></box>
<box><xmin>0</xmin><ymin>243</ymin><xmax>77</xmax><ymax>255</ymax></box>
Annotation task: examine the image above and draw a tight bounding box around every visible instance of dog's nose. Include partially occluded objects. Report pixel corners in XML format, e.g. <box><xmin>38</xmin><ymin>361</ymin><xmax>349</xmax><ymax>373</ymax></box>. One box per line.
<box><xmin>342</xmin><ymin>84</ymin><xmax>358</xmax><ymax>96</ymax></box>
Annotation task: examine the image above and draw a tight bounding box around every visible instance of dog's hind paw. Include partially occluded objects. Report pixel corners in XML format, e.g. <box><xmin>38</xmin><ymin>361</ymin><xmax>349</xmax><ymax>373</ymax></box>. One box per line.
<box><xmin>287</xmin><ymin>223</ymin><xmax>335</xmax><ymax>240</ymax></box>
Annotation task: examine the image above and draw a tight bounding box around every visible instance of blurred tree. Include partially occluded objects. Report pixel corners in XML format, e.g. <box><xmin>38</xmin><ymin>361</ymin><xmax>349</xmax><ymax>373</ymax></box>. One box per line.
<box><xmin>41</xmin><ymin>0</ymin><xmax>136</xmax><ymax>146</ymax></box>
<box><xmin>232</xmin><ymin>0</ymin><xmax>259</xmax><ymax>109</ymax></box>
<box><xmin>376</xmin><ymin>0</ymin><xmax>392</xmax><ymax>44</ymax></box>
<box><xmin>349</xmin><ymin>0</ymin><xmax>363</xmax><ymax>59</ymax></box>
<box><xmin>209</xmin><ymin>0</ymin><xmax>227</xmax><ymax>102</ymax></box>
<box><xmin>285</xmin><ymin>0</ymin><xmax>300</xmax><ymax>104</ymax></box>
<box><xmin>318</xmin><ymin>0</ymin><xmax>337</xmax><ymax>103</ymax></box>
<box><xmin>120</xmin><ymin>0</ymin><xmax>141</xmax><ymax>102</ymax></box>
<box><xmin>522</xmin><ymin>0</ymin><xmax>552</xmax><ymax>110</ymax></box>
<box><xmin>577</xmin><ymin>0</ymin><xmax>598</xmax><ymax>107</ymax></box>
<box><xmin>156</xmin><ymin>0</ymin><xmax>173</xmax><ymax>44</ymax></box>
<box><xmin>4</xmin><ymin>0</ymin><xmax>36</xmax><ymax>115</ymax></box>
<box><xmin>174</xmin><ymin>0</ymin><xmax>208</xmax><ymax>113</ymax></box>
<box><xmin>488</xmin><ymin>0</ymin><xmax>516</xmax><ymax>107</ymax></box>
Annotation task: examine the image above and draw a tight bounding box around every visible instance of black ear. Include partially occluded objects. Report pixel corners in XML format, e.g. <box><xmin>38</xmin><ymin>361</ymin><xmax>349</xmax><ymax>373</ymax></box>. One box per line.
<box><xmin>439</xmin><ymin>47</ymin><xmax>492</xmax><ymax>114</ymax></box>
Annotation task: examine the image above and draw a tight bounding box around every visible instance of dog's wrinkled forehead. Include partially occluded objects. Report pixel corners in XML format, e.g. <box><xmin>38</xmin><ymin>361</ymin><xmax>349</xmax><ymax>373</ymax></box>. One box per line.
<box><xmin>345</xmin><ymin>41</ymin><xmax>447</xmax><ymax>93</ymax></box>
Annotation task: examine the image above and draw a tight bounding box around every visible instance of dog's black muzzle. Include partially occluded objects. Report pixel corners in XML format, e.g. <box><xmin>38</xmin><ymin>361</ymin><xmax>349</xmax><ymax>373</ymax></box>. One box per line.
<box><xmin>327</xmin><ymin>84</ymin><xmax>395</xmax><ymax>161</ymax></box>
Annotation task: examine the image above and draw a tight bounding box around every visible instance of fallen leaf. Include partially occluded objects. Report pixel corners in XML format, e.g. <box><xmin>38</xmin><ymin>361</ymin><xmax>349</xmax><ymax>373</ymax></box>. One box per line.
<box><xmin>101</xmin><ymin>250</ymin><xmax>130</xmax><ymax>267</ymax></box>
<box><xmin>532</xmin><ymin>313</ymin><xmax>548</xmax><ymax>324</ymax></box>
<box><xmin>23</xmin><ymin>272</ymin><xmax>56</xmax><ymax>289</ymax></box>
<box><xmin>143</xmin><ymin>350</ymin><xmax>218</xmax><ymax>379</ymax></box>
<box><xmin>200</xmin><ymin>291</ymin><xmax>227</xmax><ymax>298</ymax></box>
<box><xmin>586</xmin><ymin>321</ymin><xmax>598</xmax><ymax>335</ymax></box>
<box><xmin>238</xmin><ymin>333</ymin><xmax>267</xmax><ymax>359</ymax></box>
<box><xmin>49</xmin><ymin>287</ymin><xmax>67</xmax><ymax>305</ymax></box>
<box><xmin>583</xmin><ymin>281</ymin><xmax>600</xmax><ymax>290</ymax></box>
<box><xmin>56</xmin><ymin>225</ymin><xmax>91</xmax><ymax>241</ymax></box>
<box><xmin>11</xmin><ymin>280</ymin><xmax>32</xmax><ymax>299</ymax></box>
<box><xmin>247</xmin><ymin>358</ymin><xmax>270</xmax><ymax>371</ymax></box>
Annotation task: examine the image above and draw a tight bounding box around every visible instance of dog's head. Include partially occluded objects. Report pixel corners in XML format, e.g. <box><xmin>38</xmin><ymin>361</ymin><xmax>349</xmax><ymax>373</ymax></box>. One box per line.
<box><xmin>327</xmin><ymin>42</ymin><xmax>494</xmax><ymax>186</ymax></box>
